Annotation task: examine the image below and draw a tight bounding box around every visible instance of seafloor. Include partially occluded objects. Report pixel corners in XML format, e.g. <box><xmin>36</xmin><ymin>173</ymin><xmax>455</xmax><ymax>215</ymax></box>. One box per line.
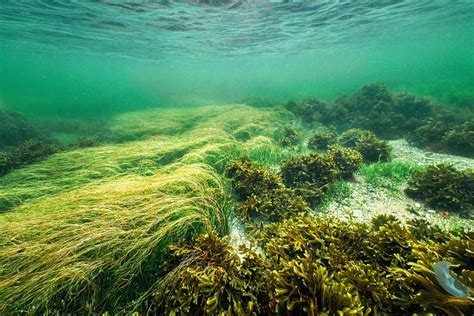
<box><xmin>0</xmin><ymin>84</ymin><xmax>473</xmax><ymax>314</ymax></box>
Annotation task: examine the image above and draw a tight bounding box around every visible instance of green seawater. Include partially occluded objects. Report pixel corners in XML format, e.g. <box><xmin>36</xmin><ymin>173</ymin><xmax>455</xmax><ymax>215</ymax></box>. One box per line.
<box><xmin>1</xmin><ymin>1</ymin><xmax>473</xmax><ymax>117</ymax></box>
<box><xmin>1</xmin><ymin>2</ymin><xmax>474</xmax><ymax>315</ymax></box>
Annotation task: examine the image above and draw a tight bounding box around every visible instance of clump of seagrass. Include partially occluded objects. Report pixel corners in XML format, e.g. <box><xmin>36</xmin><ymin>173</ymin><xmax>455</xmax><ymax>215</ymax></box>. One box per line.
<box><xmin>405</xmin><ymin>164</ymin><xmax>474</xmax><ymax>215</ymax></box>
<box><xmin>151</xmin><ymin>231</ymin><xmax>271</xmax><ymax>314</ymax></box>
<box><xmin>0</xmin><ymin>164</ymin><xmax>229</xmax><ymax>314</ymax></box>
<box><xmin>225</xmin><ymin>157</ymin><xmax>309</xmax><ymax>220</ymax></box>
<box><xmin>280</xmin><ymin>145</ymin><xmax>362</xmax><ymax>206</ymax></box>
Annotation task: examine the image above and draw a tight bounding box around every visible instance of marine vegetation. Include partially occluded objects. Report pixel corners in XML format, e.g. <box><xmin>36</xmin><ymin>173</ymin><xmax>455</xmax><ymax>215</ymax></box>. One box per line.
<box><xmin>370</xmin><ymin>213</ymin><xmax>400</xmax><ymax>230</ymax></box>
<box><xmin>1</xmin><ymin>103</ymin><xmax>472</xmax><ymax>315</ymax></box>
<box><xmin>0</xmin><ymin>164</ymin><xmax>230</xmax><ymax>314</ymax></box>
<box><xmin>250</xmin><ymin>213</ymin><xmax>474</xmax><ymax>315</ymax></box>
<box><xmin>359</xmin><ymin>161</ymin><xmax>419</xmax><ymax>192</ymax></box>
<box><xmin>0</xmin><ymin>104</ymin><xmax>287</xmax><ymax>313</ymax></box>
<box><xmin>0</xmin><ymin>105</ymin><xmax>286</xmax><ymax>212</ymax></box>
<box><xmin>225</xmin><ymin>156</ymin><xmax>282</xmax><ymax>200</ymax></box>
<box><xmin>277</xmin><ymin>126</ymin><xmax>301</xmax><ymax>147</ymax></box>
<box><xmin>307</xmin><ymin>131</ymin><xmax>337</xmax><ymax>150</ymax></box>
<box><xmin>225</xmin><ymin>157</ymin><xmax>309</xmax><ymax>220</ymax></box>
<box><xmin>272</xmin><ymin>254</ymin><xmax>363</xmax><ymax>315</ymax></box>
<box><xmin>141</xmin><ymin>212</ymin><xmax>474</xmax><ymax>314</ymax></box>
<box><xmin>327</xmin><ymin>83</ymin><xmax>434</xmax><ymax>138</ymax></box>
<box><xmin>151</xmin><ymin>231</ymin><xmax>271</xmax><ymax>315</ymax></box>
<box><xmin>409</xmin><ymin>119</ymin><xmax>474</xmax><ymax>157</ymax></box>
<box><xmin>0</xmin><ymin>139</ymin><xmax>58</xmax><ymax>176</ymax></box>
<box><xmin>280</xmin><ymin>145</ymin><xmax>362</xmax><ymax>206</ymax></box>
<box><xmin>338</xmin><ymin>128</ymin><xmax>392</xmax><ymax>163</ymax></box>
<box><xmin>285</xmin><ymin>98</ymin><xmax>329</xmax><ymax>125</ymax></box>
<box><xmin>441</xmin><ymin>119</ymin><xmax>474</xmax><ymax>157</ymax></box>
<box><xmin>405</xmin><ymin>164</ymin><xmax>474</xmax><ymax>215</ymax></box>
<box><xmin>287</xmin><ymin>83</ymin><xmax>474</xmax><ymax>156</ymax></box>
<box><xmin>237</xmin><ymin>186</ymin><xmax>309</xmax><ymax>221</ymax></box>
<box><xmin>241</xmin><ymin>96</ymin><xmax>282</xmax><ymax>108</ymax></box>
<box><xmin>0</xmin><ymin>108</ymin><xmax>39</xmax><ymax>148</ymax></box>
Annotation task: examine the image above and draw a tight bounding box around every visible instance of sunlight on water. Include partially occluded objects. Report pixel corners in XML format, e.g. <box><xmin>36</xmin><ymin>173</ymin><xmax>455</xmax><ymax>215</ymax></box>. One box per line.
<box><xmin>1</xmin><ymin>1</ymin><xmax>473</xmax><ymax>115</ymax></box>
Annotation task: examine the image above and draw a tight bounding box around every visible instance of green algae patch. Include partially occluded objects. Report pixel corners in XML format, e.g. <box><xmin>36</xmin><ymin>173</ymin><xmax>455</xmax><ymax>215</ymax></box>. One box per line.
<box><xmin>359</xmin><ymin>161</ymin><xmax>419</xmax><ymax>193</ymax></box>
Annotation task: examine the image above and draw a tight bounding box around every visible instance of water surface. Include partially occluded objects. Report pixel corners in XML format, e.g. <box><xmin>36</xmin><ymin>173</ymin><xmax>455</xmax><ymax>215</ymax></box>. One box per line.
<box><xmin>1</xmin><ymin>0</ymin><xmax>473</xmax><ymax>116</ymax></box>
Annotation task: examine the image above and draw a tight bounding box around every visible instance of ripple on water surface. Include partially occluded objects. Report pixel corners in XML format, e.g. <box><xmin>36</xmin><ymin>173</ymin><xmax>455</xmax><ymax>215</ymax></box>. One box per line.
<box><xmin>0</xmin><ymin>0</ymin><xmax>473</xmax><ymax>60</ymax></box>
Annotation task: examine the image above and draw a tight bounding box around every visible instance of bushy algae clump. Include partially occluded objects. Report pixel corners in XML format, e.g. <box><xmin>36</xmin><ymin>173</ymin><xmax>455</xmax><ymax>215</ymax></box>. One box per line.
<box><xmin>408</xmin><ymin>118</ymin><xmax>474</xmax><ymax>157</ymax></box>
<box><xmin>225</xmin><ymin>157</ymin><xmax>309</xmax><ymax>220</ymax></box>
<box><xmin>307</xmin><ymin>131</ymin><xmax>337</xmax><ymax>150</ymax></box>
<box><xmin>277</xmin><ymin>126</ymin><xmax>301</xmax><ymax>147</ymax></box>
<box><xmin>280</xmin><ymin>144</ymin><xmax>362</xmax><ymax>205</ymax></box>
<box><xmin>150</xmin><ymin>232</ymin><xmax>271</xmax><ymax>315</ymax></box>
<box><xmin>405</xmin><ymin>164</ymin><xmax>474</xmax><ymax>214</ymax></box>
<box><xmin>338</xmin><ymin>128</ymin><xmax>392</xmax><ymax>163</ymax></box>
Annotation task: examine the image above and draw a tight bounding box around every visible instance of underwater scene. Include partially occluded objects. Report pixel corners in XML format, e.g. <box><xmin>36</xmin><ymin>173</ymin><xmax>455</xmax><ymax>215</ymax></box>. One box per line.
<box><xmin>0</xmin><ymin>1</ymin><xmax>473</xmax><ymax>314</ymax></box>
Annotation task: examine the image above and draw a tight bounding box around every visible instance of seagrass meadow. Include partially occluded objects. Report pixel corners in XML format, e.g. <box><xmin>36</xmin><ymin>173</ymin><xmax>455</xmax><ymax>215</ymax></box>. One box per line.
<box><xmin>1</xmin><ymin>1</ymin><xmax>474</xmax><ymax>315</ymax></box>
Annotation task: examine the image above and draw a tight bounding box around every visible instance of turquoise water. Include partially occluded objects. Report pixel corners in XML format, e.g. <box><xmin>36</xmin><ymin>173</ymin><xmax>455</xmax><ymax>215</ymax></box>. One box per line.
<box><xmin>1</xmin><ymin>2</ymin><xmax>474</xmax><ymax>314</ymax></box>
<box><xmin>1</xmin><ymin>0</ymin><xmax>473</xmax><ymax>116</ymax></box>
